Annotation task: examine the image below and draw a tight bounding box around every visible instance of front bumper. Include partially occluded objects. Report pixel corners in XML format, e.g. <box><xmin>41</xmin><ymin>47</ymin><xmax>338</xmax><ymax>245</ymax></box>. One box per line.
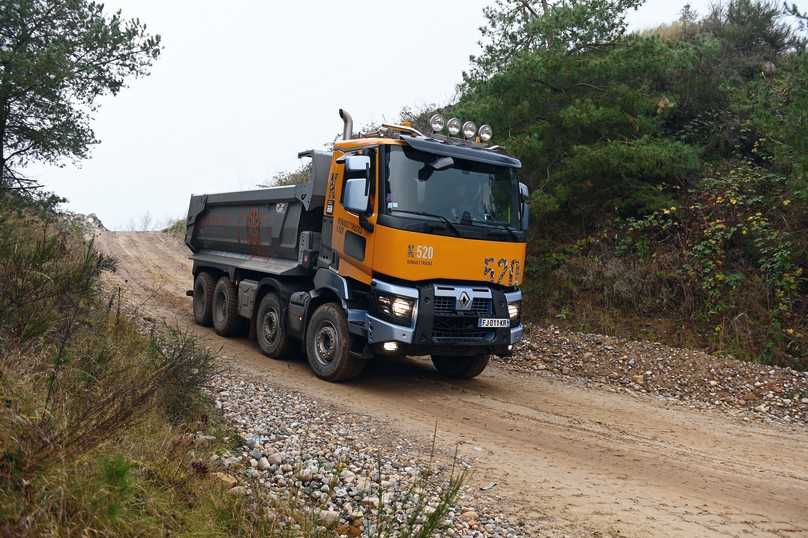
<box><xmin>366</xmin><ymin>279</ymin><xmax>523</xmax><ymax>356</ymax></box>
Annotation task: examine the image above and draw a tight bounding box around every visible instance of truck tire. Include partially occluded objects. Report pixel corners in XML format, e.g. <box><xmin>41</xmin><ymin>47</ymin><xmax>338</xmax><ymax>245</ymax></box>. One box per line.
<box><xmin>193</xmin><ymin>272</ymin><xmax>215</xmax><ymax>326</ymax></box>
<box><xmin>256</xmin><ymin>292</ymin><xmax>292</xmax><ymax>359</ymax></box>
<box><xmin>212</xmin><ymin>276</ymin><xmax>242</xmax><ymax>337</ymax></box>
<box><xmin>305</xmin><ymin>303</ymin><xmax>366</xmax><ymax>382</ymax></box>
<box><xmin>431</xmin><ymin>354</ymin><xmax>490</xmax><ymax>379</ymax></box>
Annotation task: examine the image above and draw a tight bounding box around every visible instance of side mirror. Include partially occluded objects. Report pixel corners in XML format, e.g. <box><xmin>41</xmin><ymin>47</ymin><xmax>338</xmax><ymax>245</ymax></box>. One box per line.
<box><xmin>343</xmin><ymin>177</ymin><xmax>369</xmax><ymax>214</ymax></box>
<box><xmin>519</xmin><ymin>182</ymin><xmax>529</xmax><ymax>231</ymax></box>
<box><xmin>344</xmin><ymin>155</ymin><xmax>371</xmax><ymax>179</ymax></box>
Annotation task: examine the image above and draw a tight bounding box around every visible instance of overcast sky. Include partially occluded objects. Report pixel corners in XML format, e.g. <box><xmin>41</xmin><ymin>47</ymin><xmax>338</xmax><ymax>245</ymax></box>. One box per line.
<box><xmin>27</xmin><ymin>0</ymin><xmax>807</xmax><ymax>230</ymax></box>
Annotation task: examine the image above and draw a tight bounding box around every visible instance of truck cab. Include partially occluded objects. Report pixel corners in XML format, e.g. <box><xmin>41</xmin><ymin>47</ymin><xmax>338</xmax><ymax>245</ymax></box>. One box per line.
<box><xmin>185</xmin><ymin>110</ymin><xmax>529</xmax><ymax>381</ymax></box>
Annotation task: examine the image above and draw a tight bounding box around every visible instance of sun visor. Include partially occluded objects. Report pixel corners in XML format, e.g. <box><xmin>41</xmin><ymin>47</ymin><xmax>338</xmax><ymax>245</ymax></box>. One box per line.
<box><xmin>400</xmin><ymin>135</ymin><xmax>522</xmax><ymax>169</ymax></box>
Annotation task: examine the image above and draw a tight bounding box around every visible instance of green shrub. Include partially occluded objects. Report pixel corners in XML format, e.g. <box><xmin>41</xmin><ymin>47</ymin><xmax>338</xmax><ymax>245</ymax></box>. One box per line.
<box><xmin>529</xmin><ymin>162</ymin><xmax>807</xmax><ymax>368</ymax></box>
<box><xmin>162</xmin><ymin>217</ymin><xmax>186</xmax><ymax>239</ymax></box>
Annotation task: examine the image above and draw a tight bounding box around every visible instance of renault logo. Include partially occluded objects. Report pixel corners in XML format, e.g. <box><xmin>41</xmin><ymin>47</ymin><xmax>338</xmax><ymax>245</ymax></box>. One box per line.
<box><xmin>458</xmin><ymin>291</ymin><xmax>472</xmax><ymax>310</ymax></box>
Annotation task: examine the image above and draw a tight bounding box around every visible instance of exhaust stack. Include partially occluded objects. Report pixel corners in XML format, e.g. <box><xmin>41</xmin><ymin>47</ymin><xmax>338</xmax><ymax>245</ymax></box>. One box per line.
<box><xmin>339</xmin><ymin>108</ymin><xmax>353</xmax><ymax>140</ymax></box>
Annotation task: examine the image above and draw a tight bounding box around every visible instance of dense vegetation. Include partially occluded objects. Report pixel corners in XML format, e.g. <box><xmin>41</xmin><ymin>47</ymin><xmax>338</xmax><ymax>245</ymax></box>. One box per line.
<box><xmin>0</xmin><ymin>2</ymin><xmax>266</xmax><ymax>532</ymax></box>
<box><xmin>448</xmin><ymin>0</ymin><xmax>807</xmax><ymax>368</ymax></box>
<box><xmin>0</xmin><ymin>194</ymin><xmax>250</xmax><ymax>535</ymax></box>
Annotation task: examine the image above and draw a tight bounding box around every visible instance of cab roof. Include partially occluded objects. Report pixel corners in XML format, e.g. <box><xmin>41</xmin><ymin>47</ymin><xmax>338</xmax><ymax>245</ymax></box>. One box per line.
<box><xmin>333</xmin><ymin>134</ymin><xmax>522</xmax><ymax>169</ymax></box>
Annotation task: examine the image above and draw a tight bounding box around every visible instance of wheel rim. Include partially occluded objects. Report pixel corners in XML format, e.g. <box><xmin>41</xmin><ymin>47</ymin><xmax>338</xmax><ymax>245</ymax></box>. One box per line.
<box><xmin>313</xmin><ymin>321</ymin><xmax>338</xmax><ymax>366</ymax></box>
<box><xmin>262</xmin><ymin>308</ymin><xmax>279</xmax><ymax>343</ymax></box>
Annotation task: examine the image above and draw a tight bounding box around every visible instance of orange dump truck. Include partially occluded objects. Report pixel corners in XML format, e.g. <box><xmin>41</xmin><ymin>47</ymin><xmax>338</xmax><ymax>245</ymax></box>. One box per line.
<box><xmin>185</xmin><ymin>110</ymin><xmax>529</xmax><ymax>381</ymax></box>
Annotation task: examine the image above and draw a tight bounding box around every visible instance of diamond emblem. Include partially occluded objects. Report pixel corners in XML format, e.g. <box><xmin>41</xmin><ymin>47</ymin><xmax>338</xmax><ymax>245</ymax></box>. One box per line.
<box><xmin>458</xmin><ymin>291</ymin><xmax>471</xmax><ymax>309</ymax></box>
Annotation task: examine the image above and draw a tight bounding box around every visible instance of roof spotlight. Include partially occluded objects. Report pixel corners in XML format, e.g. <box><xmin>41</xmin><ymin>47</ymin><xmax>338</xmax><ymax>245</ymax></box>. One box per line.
<box><xmin>429</xmin><ymin>113</ymin><xmax>445</xmax><ymax>133</ymax></box>
<box><xmin>478</xmin><ymin>124</ymin><xmax>493</xmax><ymax>142</ymax></box>
<box><xmin>447</xmin><ymin>117</ymin><xmax>462</xmax><ymax>136</ymax></box>
<box><xmin>462</xmin><ymin>121</ymin><xmax>477</xmax><ymax>140</ymax></box>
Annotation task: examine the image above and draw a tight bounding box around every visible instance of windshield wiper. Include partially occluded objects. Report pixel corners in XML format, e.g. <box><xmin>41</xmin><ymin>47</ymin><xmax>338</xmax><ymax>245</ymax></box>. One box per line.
<box><xmin>470</xmin><ymin>219</ymin><xmax>520</xmax><ymax>240</ymax></box>
<box><xmin>389</xmin><ymin>209</ymin><xmax>460</xmax><ymax>236</ymax></box>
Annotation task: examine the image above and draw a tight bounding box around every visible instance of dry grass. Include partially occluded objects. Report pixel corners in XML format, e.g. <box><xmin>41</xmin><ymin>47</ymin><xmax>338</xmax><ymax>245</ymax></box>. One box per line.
<box><xmin>162</xmin><ymin>217</ymin><xmax>186</xmax><ymax>240</ymax></box>
<box><xmin>0</xmin><ymin>194</ymin><xmax>265</xmax><ymax>536</ymax></box>
<box><xmin>637</xmin><ymin>21</ymin><xmax>685</xmax><ymax>41</ymax></box>
<box><xmin>0</xmin><ymin>193</ymin><xmax>468</xmax><ymax>536</ymax></box>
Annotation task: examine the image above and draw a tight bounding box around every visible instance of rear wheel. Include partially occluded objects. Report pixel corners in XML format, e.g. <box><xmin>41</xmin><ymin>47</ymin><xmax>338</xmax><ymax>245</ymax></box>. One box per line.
<box><xmin>256</xmin><ymin>292</ymin><xmax>292</xmax><ymax>358</ymax></box>
<box><xmin>305</xmin><ymin>303</ymin><xmax>366</xmax><ymax>382</ymax></box>
<box><xmin>193</xmin><ymin>272</ymin><xmax>215</xmax><ymax>326</ymax></box>
<box><xmin>212</xmin><ymin>276</ymin><xmax>242</xmax><ymax>337</ymax></box>
<box><xmin>431</xmin><ymin>354</ymin><xmax>490</xmax><ymax>379</ymax></box>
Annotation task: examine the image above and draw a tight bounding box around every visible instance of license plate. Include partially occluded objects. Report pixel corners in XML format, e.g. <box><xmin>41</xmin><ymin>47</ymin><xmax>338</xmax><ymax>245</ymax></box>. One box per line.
<box><xmin>478</xmin><ymin>318</ymin><xmax>510</xmax><ymax>328</ymax></box>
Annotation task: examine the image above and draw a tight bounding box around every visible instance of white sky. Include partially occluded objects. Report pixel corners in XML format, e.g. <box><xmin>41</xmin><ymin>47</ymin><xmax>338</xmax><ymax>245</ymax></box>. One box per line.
<box><xmin>27</xmin><ymin>0</ymin><xmax>807</xmax><ymax>229</ymax></box>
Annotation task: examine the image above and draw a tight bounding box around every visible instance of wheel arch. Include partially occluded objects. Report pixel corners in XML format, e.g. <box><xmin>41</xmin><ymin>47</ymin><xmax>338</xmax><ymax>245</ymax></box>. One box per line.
<box><xmin>192</xmin><ymin>262</ymin><xmax>227</xmax><ymax>281</ymax></box>
<box><xmin>303</xmin><ymin>287</ymin><xmax>343</xmax><ymax>344</ymax></box>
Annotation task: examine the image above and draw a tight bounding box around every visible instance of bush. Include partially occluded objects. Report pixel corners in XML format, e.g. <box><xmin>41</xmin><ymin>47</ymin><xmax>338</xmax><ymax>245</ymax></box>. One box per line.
<box><xmin>0</xmin><ymin>193</ymin><xmax>234</xmax><ymax>535</ymax></box>
<box><xmin>528</xmin><ymin>162</ymin><xmax>807</xmax><ymax>368</ymax></box>
<box><xmin>162</xmin><ymin>217</ymin><xmax>186</xmax><ymax>239</ymax></box>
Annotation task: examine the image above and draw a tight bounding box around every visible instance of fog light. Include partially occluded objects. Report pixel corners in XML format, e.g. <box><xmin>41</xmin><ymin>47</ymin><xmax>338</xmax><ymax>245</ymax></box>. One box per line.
<box><xmin>447</xmin><ymin>117</ymin><xmax>462</xmax><ymax>136</ymax></box>
<box><xmin>383</xmin><ymin>342</ymin><xmax>398</xmax><ymax>352</ymax></box>
<box><xmin>462</xmin><ymin>121</ymin><xmax>477</xmax><ymax>139</ymax></box>
<box><xmin>478</xmin><ymin>124</ymin><xmax>493</xmax><ymax>142</ymax></box>
<box><xmin>429</xmin><ymin>113</ymin><xmax>445</xmax><ymax>133</ymax></box>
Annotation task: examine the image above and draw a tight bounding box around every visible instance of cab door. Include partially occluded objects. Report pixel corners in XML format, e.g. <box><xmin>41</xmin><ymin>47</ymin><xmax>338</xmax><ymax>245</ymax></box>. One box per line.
<box><xmin>331</xmin><ymin>147</ymin><xmax>378</xmax><ymax>285</ymax></box>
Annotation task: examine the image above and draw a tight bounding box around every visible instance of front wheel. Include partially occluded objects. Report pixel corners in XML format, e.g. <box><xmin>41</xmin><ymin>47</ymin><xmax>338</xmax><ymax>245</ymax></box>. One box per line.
<box><xmin>305</xmin><ymin>303</ymin><xmax>366</xmax><ymax>382</ymax></box>
<box><xmin>431</xmin><ymin>354</ymin><xmax>490</xmax><ymax>379</ymax></box>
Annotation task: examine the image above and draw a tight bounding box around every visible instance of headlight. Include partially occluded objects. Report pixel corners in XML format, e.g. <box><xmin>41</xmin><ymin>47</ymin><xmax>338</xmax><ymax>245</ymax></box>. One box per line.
<box><xmin>508</xmin><ymin>301</ymin><xmax>521</xmax><ymax>323</ymax></box>
<box><xmin>478</xmin><ymin>124</ymin><xmax>493</xmax><ymax>142</ymax></box>
<box><xmin>375</xmin><ymin>293</ymin><xmax>416</xmax><ymax>325</ymax></box>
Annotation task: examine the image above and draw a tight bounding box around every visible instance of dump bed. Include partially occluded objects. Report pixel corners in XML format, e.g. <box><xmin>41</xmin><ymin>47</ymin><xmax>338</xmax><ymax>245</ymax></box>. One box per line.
<box><xmin>185</xmin><ymin>150</ymin><xmax>331</xmax><ymax>277</ymax></box>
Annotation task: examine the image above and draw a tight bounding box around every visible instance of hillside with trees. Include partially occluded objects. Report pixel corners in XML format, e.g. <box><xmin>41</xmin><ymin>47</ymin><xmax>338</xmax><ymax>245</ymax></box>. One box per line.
<box><xmin>446</xmin><ymin>0</ymin><xmax>807</xmax><ymax>369</ymax></box>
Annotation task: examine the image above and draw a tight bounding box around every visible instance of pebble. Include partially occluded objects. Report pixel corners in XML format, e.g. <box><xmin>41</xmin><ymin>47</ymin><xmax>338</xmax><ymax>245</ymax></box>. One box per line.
<box><xmin>212</xmin><ymin>472</ymin><xmax>238</xmax><ymax>488</ymax></box>
<box><xmin>461</xmin><ymin>510</ymin><xmax>479</xmax><ymax>522</ymax></box>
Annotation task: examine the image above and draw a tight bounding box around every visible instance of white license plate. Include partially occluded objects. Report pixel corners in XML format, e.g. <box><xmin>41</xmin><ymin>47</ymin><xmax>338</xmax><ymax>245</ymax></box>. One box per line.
<box><xmin>478</xmin><ymin>318</ymin><xmax>510</xmax><ymax>328</ymax></box>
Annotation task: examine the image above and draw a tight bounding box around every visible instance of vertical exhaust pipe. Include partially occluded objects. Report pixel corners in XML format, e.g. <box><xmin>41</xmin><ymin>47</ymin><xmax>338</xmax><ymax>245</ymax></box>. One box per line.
<box><xmin>339</xmin><ymin>108</ymin><xmax>353</xmax><ymax>140</ymax></box>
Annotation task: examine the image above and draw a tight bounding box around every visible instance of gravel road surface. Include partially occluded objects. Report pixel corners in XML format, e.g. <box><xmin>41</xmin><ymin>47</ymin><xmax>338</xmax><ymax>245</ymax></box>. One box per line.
<box><xmin>96</xmin><ymin>231</ymin><xmax>808</xmax><ymax>537</ymax></box>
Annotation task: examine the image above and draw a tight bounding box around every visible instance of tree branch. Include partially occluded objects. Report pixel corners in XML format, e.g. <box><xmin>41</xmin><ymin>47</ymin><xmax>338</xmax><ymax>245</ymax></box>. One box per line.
<box><xmin>518</xmin><ymin>0</ymin><xmax>540</xmax><ymax>18</ymax></box>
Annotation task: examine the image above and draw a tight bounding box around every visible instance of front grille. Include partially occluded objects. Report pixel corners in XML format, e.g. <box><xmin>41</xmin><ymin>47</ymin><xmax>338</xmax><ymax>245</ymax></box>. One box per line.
<box><xmin>431</xmin><ymin>295</ymin><xmax>495</xmax><ymax>342</ymax></box>
<box><xmin>433</xmin><ymin>296</ymin><xmax>455</xmax><ymax>316</ymax></box>
<box><xmin>433</xmin><ymin>297</ymin><xmax>493</xmax><ymax>316</ymax></box>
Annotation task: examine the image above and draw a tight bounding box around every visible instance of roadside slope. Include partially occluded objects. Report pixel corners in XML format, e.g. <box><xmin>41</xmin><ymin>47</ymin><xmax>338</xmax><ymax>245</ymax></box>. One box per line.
<box><xmin>96</xmin><ymin>231</ymin><xmax>808</xmax><ymax>537</ymax></box>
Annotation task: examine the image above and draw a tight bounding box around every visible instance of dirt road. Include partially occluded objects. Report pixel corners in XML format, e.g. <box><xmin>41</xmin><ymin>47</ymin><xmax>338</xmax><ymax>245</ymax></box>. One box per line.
<box><xmin>97</xmin><ymin>231</ymin><xmax>808</xmax><ymax>537</ymax></box>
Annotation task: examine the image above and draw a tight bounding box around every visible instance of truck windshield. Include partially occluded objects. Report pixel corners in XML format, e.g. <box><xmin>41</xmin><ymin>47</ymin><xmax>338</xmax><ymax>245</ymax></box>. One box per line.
<box><xmin>382</xmin><ymin>145</ymin><xmax>518</xmax><ymax>229</ymax></box>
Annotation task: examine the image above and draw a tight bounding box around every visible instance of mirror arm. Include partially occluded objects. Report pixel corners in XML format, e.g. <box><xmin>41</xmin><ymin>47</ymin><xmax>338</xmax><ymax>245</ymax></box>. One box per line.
<box><xmin>359</xmin><ymin>213</ymin><xmax>374</xmax><ymax>233</ymax></box>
